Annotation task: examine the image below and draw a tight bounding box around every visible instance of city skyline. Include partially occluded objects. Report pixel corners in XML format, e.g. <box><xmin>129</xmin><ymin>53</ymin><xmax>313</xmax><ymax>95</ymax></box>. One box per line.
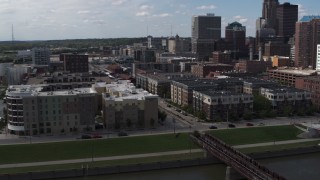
<box><xmin>0</xmin><ymin>0</ymin><xmax>318</xmax><ymax>41</ymax></box>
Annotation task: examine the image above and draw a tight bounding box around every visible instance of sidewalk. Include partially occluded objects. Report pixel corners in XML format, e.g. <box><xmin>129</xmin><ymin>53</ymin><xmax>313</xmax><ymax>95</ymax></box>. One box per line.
<box><xmin>0</xmin><ymin>149</ymin><xmax>204</xmax><ymax>169</ymax></box>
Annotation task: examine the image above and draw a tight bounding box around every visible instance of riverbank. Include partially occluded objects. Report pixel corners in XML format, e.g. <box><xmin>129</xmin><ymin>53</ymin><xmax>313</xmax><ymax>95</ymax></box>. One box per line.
<box><xmin>1</xmin><ymin>146</ymin><xmax>320</xmax><ymax>180</ymax></box>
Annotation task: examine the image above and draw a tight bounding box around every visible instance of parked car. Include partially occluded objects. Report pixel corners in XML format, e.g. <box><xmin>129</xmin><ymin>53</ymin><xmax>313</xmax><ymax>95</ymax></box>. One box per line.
<box><xmin>246</xmin><ymin>123</ymin><xmax>254</xmax><ymax>127</ymax></box>
<box><xmin>209</xmin><ymin>125</ymin><xmax>218</xmax><ymax>129</ymax></box>
<box><xmin>118</xmin><ymin>132</ymin><xmax>128</xmax><ymax>136</ymax></box>
<box><xmin>228</xmin><ymin>124</ymin><xmax>236</xmax><ymax>128</ymax></box>
<box><xmin>91</xmin><ymin>134</ymin><xmax>103</xmax><ymax>139</ymax></box>
<box><xmin>81</xmin><ymin>134</ymin><xmax>92</xmax><ymax>139</ymax></box>
<box><xmin>167</xmin><ymin>104</ymin><xmax>172</xmax><ymax>108</ymax></box>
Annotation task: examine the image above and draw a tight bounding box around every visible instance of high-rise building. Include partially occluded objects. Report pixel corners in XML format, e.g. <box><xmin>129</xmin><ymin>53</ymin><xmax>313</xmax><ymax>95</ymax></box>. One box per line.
<box><xmin>262</xmin><ymin>0</ymin><xmax>279</xmax><ymax>29</ymax></box>
<box><xmin>316</xmin><ymin>45</ymin><xmax>320</xmax><ymax>71</ymax></box>
<box><xmin>192</xmin><ymin>13</ymin><xmax>221</xmax><ymax>60</ymax></box>
<box><xmin>276</xmin><ymin>3</ymin><xmax>298</xmax><ymax>37</ymax></box>
<box><xmin>32</xmin><ymin>48</ymin><xmax>51</xmax><ymax>66</ymax></box>
<box><xmin>295</xmin><ymin>16</ymin><xmax>320</xmax><ymax>68</ymax></box>
<box><xmin>225</xmin><ymin>22</ymin><xmax>246</xmax><ymax>55</ymax></box>
<box><xmin>60</xmin><ymin>54</ymin><xmax>89</xmax><ymax>73</ymax></box>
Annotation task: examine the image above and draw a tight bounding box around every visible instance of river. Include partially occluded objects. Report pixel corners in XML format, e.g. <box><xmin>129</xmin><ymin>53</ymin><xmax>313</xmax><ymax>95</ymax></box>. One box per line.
<box><xmin>64</xmin><ymin>152</ymin><xmax>320</xmax><ymax>180</ymax></box>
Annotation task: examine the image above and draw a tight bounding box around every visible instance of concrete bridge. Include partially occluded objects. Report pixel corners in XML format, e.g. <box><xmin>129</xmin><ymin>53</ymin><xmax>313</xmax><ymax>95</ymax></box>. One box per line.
<box><xmin>191</xmin><ymin>133</ymin><xmax>286</xmax><ymax>180</ymax></box>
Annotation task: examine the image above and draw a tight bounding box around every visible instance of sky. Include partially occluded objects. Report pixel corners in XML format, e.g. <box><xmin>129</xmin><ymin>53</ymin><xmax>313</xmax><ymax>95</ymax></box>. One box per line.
<box><xmin>0</xmin><ymin>0</ymin><xmax>318</xmax><ymax>41</ymax></box>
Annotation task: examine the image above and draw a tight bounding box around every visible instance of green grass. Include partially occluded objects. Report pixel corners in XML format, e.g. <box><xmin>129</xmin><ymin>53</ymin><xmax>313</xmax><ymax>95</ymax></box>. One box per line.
<box><xmin>0</xmin><ymin>152</ymin><xmax>204</xmax><ymax>174</ymax></box>
<box><xmin>239</xmin><ymin>140</ymin><xmax>320</xmax><ymax>154</ymax></box>
<box><xmin>0</xmin><ymin>133</ymin><xmax>197</xmax><ymax>165</ymax></box>
<box><xmin>208</xmin><ymin>125</ymin><xmax>303</xmax><ymax>145</ymax></box>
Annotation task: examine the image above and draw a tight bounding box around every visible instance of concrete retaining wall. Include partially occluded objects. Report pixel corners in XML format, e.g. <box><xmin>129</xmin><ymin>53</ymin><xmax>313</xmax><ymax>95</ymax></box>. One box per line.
<box><xmin>0</xmin><ymin>146</ymin><xmax>319</xmax><ymax>180</ymax></box>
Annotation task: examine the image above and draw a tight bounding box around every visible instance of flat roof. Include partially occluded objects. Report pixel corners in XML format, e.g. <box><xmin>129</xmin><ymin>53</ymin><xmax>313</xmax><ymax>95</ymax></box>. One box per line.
<box><xmin>268</xmin><ymin>69</ymin><xmax>317</xmax><ymax>76</ymax></box>
<box><xmin>104</xmin><ymin>81</ymin><xmax>158</xmax><ymax>101</ymax></box>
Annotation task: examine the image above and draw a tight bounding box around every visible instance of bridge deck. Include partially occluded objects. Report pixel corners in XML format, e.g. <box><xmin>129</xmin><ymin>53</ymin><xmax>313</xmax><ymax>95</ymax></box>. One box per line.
<box><xmin>191</xmin><ymin>134</ymin><xmax>286</xmax><ymax>180</ymax></box>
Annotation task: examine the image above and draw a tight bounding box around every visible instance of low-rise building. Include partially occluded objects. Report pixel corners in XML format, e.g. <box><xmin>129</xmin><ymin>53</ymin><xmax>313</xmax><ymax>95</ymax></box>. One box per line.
<box><xmin>267</xmin><ymin>69</ymin><xmax>316</xmax><ymax>86</ymax></box>
<box><xmin>243</xmin><ymin>78</ymin><xmax>277</xmax><ymax>95</ymax></box>
<box><xmin>102</xmin><ymin>81</ymin><xmax>158</xmax><ymax>130</ymax></box>
<box><xmin>135</xmin><ymin>72</ymin><xmax>195</xmax><ymax>98</ymax></box>
<box><xmin>235</xmin><ymin>60</ymin><xmax>272</xmax><ymax>74</ymax></box>
<box><xmin>212</xmin><ymin>51</ymin><xmax>232</xmax><ymax>64</ymax></box>
<box><xmin>191</xmin><ymin>63</ymin><xmax>234</xmax><ymax>78</ymax></box>
<box><xmin>295</xmin><ymin>76</ymin><xmax>320</xmax><ymax>108</ymax></box>
<box><xmin>260</xmin><ymin>86</ymin><xmax>311</xmax><ymax>113</ymax></box>
<box><xmin>171</xmin><ymin>78</ymin><xmax>243</xmax><ymax>107</ymax></box>
<box><xmin>193</xmin><ymin>90</ymin><xmax>253</xmax><ymax>121</ymax></box>
<box><xmin>6</xmin><ymin>85</ymin><xmax>98</xmax><ymax>136</ymax></box>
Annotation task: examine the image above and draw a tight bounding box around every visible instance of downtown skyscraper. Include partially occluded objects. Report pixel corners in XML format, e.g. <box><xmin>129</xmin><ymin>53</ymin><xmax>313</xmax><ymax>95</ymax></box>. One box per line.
<box><xmin>191</xmin><ymin>13</ymin><xmax>221</xmax><ymax>61</ymax></box>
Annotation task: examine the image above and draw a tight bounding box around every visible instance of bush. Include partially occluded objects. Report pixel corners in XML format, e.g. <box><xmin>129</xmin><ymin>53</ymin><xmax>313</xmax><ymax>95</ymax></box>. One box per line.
<box><xmin>243</xmin><ymin>112</ymin><xmax>252</xmax><ymax>120</ymax></box>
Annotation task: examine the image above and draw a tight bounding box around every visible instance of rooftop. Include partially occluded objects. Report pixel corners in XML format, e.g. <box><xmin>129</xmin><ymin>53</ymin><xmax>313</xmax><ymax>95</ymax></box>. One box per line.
<box><xmin>104</xmin><ymin>80</ymin><xmax>158</xmax><ymax>101</ymax></box>
<box><xmin>268</xmin><ymin>69</ymin><xmax>317</xmax><ymax>76</ymax></box>
<box><xmin>7</xmin><ymin>85</ymin><xmax>96</xmax><ymax>97</ymax></box>
<box><xmin>195</xmin><ymin>90</ymin><xmax>248</xmax><ymax>97</ymax></box>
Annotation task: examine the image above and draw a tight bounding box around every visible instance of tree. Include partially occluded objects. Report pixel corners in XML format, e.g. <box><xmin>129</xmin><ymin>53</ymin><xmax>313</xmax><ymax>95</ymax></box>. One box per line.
<box><xmin>253</xmin><ymin>95</ymin><xmax>272</xmax><ymax>112</ymax></box>
<box><xmin>158</xmin><ymin>111</ymin><xmax>167</xmax><ymax>122</ymax></box>
<box><xmin>126</xmin><ymin>118</ymin><xmax>132</xmax><ymax>128</ymax></box>
<box><xmin>243</xmin><ymin>112</ymin><xmax>252</xmax><ymax>120</ymax></box>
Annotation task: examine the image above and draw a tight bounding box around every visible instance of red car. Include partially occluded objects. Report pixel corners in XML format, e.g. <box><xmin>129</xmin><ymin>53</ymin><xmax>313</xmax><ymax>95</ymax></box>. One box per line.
<box><xmin>246</xmin><ymin>123</ymin><xmax>254</xmax><ymax>127</ymax></box>
<box><xmin>91</xmin><ymin>134</ymin><xmax>103</xmax><ymax>139</ymax></box>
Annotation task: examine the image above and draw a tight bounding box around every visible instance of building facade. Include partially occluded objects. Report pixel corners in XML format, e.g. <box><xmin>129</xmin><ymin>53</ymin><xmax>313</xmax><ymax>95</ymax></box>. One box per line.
<box><xmin>260</xmin><ymin>86</ymin><xmax>311</xmax><ymax>113</ymax></box>
<box><xmin>192</xmin><ymin>13</ymin><xmax>221</xmax><ymax>60</ymax></box>
<box><xmin>60</xmin><ymin>54</ymin><xmax>89</xmax><ymax>73</ymax></box>
<box><xmin>102</xmin><ymin>81</ymin><xmax>158</xmax><ymax>130</ymax></box>
<box><xmin>317</xmin><ymin>45</ymin><xmax>320</xmax><ymax>71</ymax></box>
<box><xmin>276</xmin><ymin>3</ymin><xmax>298</xmax><ymax>37</ymax></box>
<box><xmin>295</xmin><ymin>76</ymin><xmax>320</xmax><ymax>108</ymax></box>
<box><xmin>191</xmin><ymin>63</ymin><xmax>234</xmax><ymax>78</ymax></box>
<box><xmin>5</xmin><ymin>85</ymin><xmax>98</xmax><ymax>136</ymax></box>
<box><xmin>268</xmin><ymin>69</ymin><xmax>316</xmax><ymax>86</ymax></box>
<box><xmin>295</xmin><ymin>16</ymin><xmax>320</xmax><ymax>68</ymax></box>
<box><xmin>32</xmin><ymin>48</ymin><xmax>51</xmax><ymax>66</ymax></box>
<box><xmin>225</xmin><ymin>22</ymin><xmax>246</xmax><ymax>55</ymax></box>
<box><xmin>193</xmin><ymin>90</ymin><xmax>253</xmax><ymax>121</ymax></box>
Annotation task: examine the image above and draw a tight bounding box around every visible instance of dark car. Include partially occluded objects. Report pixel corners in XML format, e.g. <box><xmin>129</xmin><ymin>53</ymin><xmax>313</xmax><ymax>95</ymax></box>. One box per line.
<box><xmin>118</xmin><ymin>132</ymin><xmax>128</xmax><ymax>136</ymax></box>
<box><xmin>246</xmin><ymin>123</ymin><xmax>254</xmax><ymax>127</ymax></box>
<box><xmin>228</xmin><ymin>124</ymin><xmax>236</xmax><ymax>128</ymax></box>
<box><xmin>92</xmin><ymin>134</ymin><xmax>103</xmax><ymax>139</ymax></box>
<box><xmin>81</xmin><ymin>134</ymin><xmax>92</xmax><ymax>139</ymax></box>
<box><xmin>209</xmin><ymin>125</ymin><xmax>217</xmax><ymax>129</ymax></box>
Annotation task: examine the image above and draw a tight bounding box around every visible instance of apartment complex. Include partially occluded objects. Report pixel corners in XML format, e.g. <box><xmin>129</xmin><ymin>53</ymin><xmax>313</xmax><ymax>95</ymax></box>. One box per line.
<box><xmin>102</xmin><ymin>81</ymin><xmax>158</xmax><ymax>130</ymax></box>
<box><xmin>193</xmin><ymin>90</ymin><xmax>253</xmax><ymax>121</ymax></box>
<box><xmin>260</xmin><ymin>86</ymin><xmax>311</xmax><ymax>112</ymax></box>
<box><xmin>6</xmin><ymin>85</ymin><xmax>98</xmax><ymax>136</ymax></box>
<box><xmin>171</xmin><ymin>78</ymin><xmax>243</xmax><ymax>107</ymax></box>
<box><xmin>243</xmin><ymin>78</ymin><xmax>277</xmax><ymax>95</ymax></box>
<box><xmin>135</xmin><ymin>72</ymin><xmax>195</xmax><ymax>98</ymax></box>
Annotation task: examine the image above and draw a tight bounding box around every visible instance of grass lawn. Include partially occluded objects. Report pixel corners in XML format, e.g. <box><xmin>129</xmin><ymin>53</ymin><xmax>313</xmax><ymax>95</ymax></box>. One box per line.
<box><xmin>0</xmin><ymin>133</ymin><xmax>198</xmax><ymax>165</ymax></box>
<box><xmin>208</xmin><ymin>125</ymin><xmax>303</xmax><ymax>145</ymax></box>
<box><xmin>0</xmin><ymin>152</ymin><xmax>204</xmax><ymax>174</ymax></box>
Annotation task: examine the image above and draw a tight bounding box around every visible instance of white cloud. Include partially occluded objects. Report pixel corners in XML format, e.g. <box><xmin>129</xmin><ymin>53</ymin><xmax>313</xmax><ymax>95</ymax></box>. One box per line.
<box><xmin>140</xmin><ymin>5</ymin><xmax>152</xmax><ymax>10</ymax></box>
<box><xmin>136</xmin><ymin>11</ymin><xmax>150</xmax><ymax>17</ymax></box>
<box><xmin>77</xmin><ymin>10</ymin><xmax>90</xmax><ymax>14</ymax></box>
<box><xmin>297</xmin><ymin>4</ymin><xmax>307</xmax><ymax>18</ymax></box>
<box><xmin>111</xmin><ymin>0</ymin><xmax>128</xmax><ymax>6</ymax></box>
<box><xmin>233</xmin><ymin>15</ymin><xmax>248</xmax><ymax>24</ymax></box>
<box><xmin>196</xmin><ymin>5</ymin><xmax>216</xmax><ymax>10</ymax></box>
<box><xmin>153</xmin><ymin>13</ymin><xmax>171</xmax><ymax>17</ymax></box>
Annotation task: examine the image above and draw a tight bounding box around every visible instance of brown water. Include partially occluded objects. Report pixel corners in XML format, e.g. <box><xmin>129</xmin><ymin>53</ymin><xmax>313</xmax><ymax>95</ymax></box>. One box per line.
<box><xmin>64</xmin><ymin>152</ymin><xmax>320</xmax><ymax>180</ymax></box>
